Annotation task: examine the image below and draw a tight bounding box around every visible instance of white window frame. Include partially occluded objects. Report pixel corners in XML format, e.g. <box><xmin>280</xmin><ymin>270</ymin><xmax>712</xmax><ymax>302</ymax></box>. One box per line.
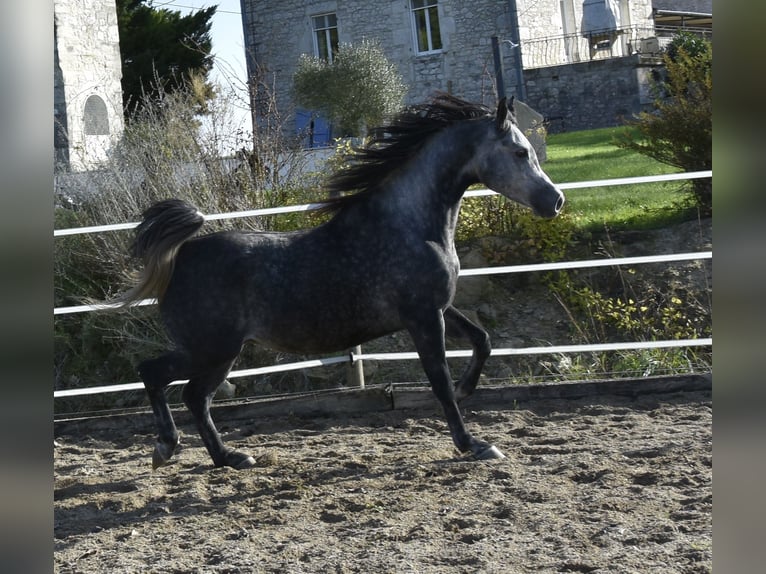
<box><xmin>312</xmin><ymin>13</ymin><xmax>339</xmax><ymax>62</ymax></box>
<box><xmin>410</xmin><ymin>0</ymin><xmax>443</xmax><ymax>55</ymax></box>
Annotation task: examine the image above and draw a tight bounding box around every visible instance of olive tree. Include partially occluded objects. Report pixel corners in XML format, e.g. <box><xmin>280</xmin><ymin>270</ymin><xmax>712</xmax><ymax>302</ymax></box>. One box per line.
<box><xmin>293</xmin><ymin>40</ymin><xmax>407</xmax><ymax>137</ymax></box>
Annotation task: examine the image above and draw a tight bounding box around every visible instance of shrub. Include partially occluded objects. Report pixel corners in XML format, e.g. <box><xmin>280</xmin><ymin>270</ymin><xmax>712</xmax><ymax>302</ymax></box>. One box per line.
<box><xmin>457</xmin><ymin>194</ymin><xmax>578</xmax><ymax>269</ymax></box>
<box><xmin>293</xmin><ymin>40</ymin><xmax>407</xmax><ymax>137</ymax></box>
<box><xmin>53</xmin><ymin>81</ymin><xmax>323</xmax><ymax>411</ymax></box>
<box><xmin>546</xmin><ymin>239</ymin><xmax>712</xmax><ymax>380</ymax></box>
<box><xmin>616</xmin><ymin>32</ymin><xmax>712</xmax><ymax>214</ymax></box>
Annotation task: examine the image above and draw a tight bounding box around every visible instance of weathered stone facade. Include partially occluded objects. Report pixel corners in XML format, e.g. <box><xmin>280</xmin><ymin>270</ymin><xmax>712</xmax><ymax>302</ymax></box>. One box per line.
<box><xmin>525</xmin><ymin>54</ymin><xmax>661</xmax><ymax>133</ymax></box>
<box><xmin>54</xmin><ymin>0</ymin><xmax>124</xmax><ymax>172</ymax></box>
<box><xmin>240</xmin><ymin>0</ymin><xmax>657</xmax><ymax>138</ymax></box>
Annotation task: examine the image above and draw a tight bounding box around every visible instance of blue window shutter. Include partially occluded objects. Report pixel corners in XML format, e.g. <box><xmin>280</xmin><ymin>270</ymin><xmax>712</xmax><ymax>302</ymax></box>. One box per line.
<box><xmin>296</xmin><ymin>109</ymin><xmax>333</xmax><ymax>148</ymax></box>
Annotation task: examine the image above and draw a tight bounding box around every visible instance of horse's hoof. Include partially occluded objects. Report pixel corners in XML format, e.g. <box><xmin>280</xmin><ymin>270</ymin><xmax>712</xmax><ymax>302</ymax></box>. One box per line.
<box><xmin>223</xmin><ymin>451</ymin><xmax>257</xmax><ymax>470</ymax></box>
<box><xmin>234</xmin><ymin>456</ymin><xmax>257</xmax><ymax>470</ymax></box>
<box><xmin>474</xmin><ymin>444</ymin><xmax>506</xmax><ymax>460</ymax></box>
<box><xmin>152</xmin><ymin>440</ymin><xmax>178</xmax><ymax>470</ymax></box>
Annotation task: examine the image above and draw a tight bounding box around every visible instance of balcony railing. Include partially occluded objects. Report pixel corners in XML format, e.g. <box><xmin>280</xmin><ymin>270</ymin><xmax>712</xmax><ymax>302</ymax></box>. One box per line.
<box><xmin>519</xmin><ymin>25</ymin><xmax>712</xmax><ymax>69</ymax></box>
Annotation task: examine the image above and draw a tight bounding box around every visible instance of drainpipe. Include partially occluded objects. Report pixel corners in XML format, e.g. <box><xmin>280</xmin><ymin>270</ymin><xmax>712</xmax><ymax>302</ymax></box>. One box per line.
<box><xmin>507</xmin><ymin>0</ymin><xmax>526</xmax><ymax>101</ymax></box>
<box><xmin>491</xmin><ymin>36</ymin><xmax>506</xmax><ymax>101</ymax></box>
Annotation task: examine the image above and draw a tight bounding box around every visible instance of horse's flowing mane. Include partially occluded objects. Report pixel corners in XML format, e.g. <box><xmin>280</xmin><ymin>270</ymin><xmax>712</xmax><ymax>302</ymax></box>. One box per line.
<box><xmin>322</xmin><ymin>93</ymin><xmax>499</xmax><ymax>211</ymax></box>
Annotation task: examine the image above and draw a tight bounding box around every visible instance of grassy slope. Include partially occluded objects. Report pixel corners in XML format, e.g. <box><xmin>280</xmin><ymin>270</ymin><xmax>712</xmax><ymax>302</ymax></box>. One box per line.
<box><xmin>543</xmin><ymin>127</ymin><xmax>693</xmax><ymax>231</ymax></box>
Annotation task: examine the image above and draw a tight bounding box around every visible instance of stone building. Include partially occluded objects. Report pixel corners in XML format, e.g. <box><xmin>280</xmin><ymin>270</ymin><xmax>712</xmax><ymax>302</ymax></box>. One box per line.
<box><xmin>240</xmin><ymin>0</ymin><xmax>711</xmax><ymax>141</ymax></box>
<box><xmin>54</xmin><ymin>0</ymin><xmax>124</xmax><ymax>172</ymax></box>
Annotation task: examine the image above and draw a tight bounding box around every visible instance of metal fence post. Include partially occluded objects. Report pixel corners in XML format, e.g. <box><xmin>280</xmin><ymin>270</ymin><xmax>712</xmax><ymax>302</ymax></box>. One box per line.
<box><xmin>347</xmin><ymin>345</ymin><xmax>365</xmax><ymax>389</ymax></box>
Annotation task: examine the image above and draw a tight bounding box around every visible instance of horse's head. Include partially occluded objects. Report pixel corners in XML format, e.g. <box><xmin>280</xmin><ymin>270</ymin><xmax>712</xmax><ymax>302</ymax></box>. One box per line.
<box><xmin>470</xmin><ymin>98</ymin><xmax>564</xmax><ymax>218</ymax></box>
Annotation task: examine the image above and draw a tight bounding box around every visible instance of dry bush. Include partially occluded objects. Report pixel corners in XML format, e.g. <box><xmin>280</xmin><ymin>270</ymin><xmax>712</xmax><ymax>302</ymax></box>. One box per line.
<box><xmin>54</xmin><ymin>77</ymin><xmax>326</xmax><ymax>411</ymax></box>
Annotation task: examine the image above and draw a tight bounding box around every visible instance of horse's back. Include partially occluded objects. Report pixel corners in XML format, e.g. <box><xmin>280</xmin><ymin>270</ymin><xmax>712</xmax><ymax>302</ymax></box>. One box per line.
<box><xmin>158</xmin><ymin>227</ymin><xmax>406</xmax><ymax>354</ymax></box>
<box><xmin>158</xmin><ymin>231</ymin><xmax>288</xmax><ymax>340</ymax></box>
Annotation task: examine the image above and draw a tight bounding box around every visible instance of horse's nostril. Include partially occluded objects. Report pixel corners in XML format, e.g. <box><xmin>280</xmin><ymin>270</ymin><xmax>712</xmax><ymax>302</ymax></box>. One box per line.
<box><xmin>555</xmin><ymin>193</ymin><xmax>565</xmax><ymax>213</ymax></box>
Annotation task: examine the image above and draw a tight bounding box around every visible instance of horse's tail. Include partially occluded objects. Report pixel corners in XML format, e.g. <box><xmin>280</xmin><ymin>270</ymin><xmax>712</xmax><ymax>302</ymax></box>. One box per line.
<box><xmin>115</xmin><ymin>199</ymin><xmax>205</xmax><ymax>307</ymax></box>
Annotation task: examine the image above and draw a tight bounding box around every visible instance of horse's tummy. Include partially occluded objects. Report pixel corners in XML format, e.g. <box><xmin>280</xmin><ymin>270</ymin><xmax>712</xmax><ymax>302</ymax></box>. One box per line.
<box><xmin>165</xmin><ymin>223</ymin><xmax>456</xmax><ymax>354</ymax></box>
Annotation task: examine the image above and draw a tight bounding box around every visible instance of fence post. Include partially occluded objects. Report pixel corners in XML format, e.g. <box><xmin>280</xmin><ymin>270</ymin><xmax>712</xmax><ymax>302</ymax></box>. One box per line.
<box><xmin>347</xmin><ymin>345</ymin><xmax>365</xmax><ymax>389</ymax></box>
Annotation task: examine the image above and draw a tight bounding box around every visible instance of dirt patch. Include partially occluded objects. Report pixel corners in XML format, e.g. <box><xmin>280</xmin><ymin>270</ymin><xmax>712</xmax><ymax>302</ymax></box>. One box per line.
<box><xmin>55</xmin><ymin>388</ymin><xmax>711</xmax><ymax>573</ymax></box>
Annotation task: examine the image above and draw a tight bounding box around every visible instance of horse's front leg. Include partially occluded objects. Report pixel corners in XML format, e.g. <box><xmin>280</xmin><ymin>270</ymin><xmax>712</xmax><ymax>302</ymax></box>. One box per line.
<box><xmin>401</xmin><ymin>308</ymin><xmax>505</xmax><ymax>460</ymax></box>
<box><xmin>444</xmin><ymin>305</ymin><xmax>491</xmax><ymax>402</ymax></box>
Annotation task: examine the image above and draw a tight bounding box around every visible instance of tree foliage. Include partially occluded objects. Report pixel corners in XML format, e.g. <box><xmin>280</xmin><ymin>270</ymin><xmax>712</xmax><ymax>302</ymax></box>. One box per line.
<box><xmin>616</xmin><ymin>32</ymin><xmax>712</xmax><ymax>214</ymax></box>
<box><xmin>293</xmin><ymin>40</ymin><xmax>407</xmax><ymax>137</ymax></box>
<box><xmin>116</xmin><ymin>0</ymin><xmax>217</xmax><ymax>119</ymax></box>
<box><xmin>664</xmin><ymin>30</ymin><xmax>710</xmax><ymax>62</ymax></box>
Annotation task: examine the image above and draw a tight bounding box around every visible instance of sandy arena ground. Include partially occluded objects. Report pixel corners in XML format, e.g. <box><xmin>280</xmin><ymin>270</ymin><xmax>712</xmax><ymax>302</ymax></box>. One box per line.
<box><xmin>55</xmin><ymin>384</ymin><xmax>711</xmax><ymax>574</ymax></box>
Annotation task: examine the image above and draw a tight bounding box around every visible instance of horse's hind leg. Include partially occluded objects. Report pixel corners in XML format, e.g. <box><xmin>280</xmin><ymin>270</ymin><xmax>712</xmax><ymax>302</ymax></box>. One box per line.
<box><xmin>138</xmin><ymin>351</ymin><xmax>192</xmax><ymax>469</ymax></box>
<box><xmin>182</xmin><ymin>360</ymin><xmax>256</xmax><ymax>470</ymax></box>
<box><xmin>444</xmin><ymin>306</ymin><xmax>491</xmax><ymax>402</ymax></box>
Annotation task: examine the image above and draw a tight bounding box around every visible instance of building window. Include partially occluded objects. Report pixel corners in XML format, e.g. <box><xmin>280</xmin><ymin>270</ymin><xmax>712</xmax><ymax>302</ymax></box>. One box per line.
<box><xmin>312</xmin><ymin>13</ymin><xmax>339</xmax><ymax>62</ymax></box>
<box><xmin>411</xmin><ymin>0</ymin><xmax>442</xmax><ymax>54</ymax></box>
<box><xmin>83</xmin><ymin>95</ymin><xmax>109</xmax><ymax>135</ymax></box>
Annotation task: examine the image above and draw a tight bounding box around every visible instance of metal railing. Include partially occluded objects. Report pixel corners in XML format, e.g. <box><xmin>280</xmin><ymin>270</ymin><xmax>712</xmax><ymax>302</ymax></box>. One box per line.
<box><xmin>520</xmin><ymin>25</ymin><xmax>711</xmax><ymax>69</ymax></box>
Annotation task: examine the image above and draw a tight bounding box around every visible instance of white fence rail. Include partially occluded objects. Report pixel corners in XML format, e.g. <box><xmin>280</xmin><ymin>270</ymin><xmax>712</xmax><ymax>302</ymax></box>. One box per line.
<box><xmin>54</xmin><ymin>171</ymin><xmax>712</xmax><ymax>399</ymax></box>
<box><xmin>53</xmin><ymin>172</ymin><xmax>711</xmax><ymax>238</ymax></box>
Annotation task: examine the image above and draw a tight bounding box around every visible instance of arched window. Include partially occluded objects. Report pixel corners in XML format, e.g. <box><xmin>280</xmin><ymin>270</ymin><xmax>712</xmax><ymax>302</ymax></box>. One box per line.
<box><xmin>83</xmin><ymin>95</ymin><xmax>109</xmax><ymax>135</ymax></box>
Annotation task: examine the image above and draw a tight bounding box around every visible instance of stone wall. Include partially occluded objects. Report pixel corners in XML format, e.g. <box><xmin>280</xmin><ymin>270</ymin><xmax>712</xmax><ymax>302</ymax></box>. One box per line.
<box><xmin>54</xmin><ymin>0</ymin><xmax>124</xmax><ymax>172</ymax></box>
<box><xmin>525</xmin><ymin>55</ymin><xmax>660</xmax><ymax>133</ymax></box>
<box><xmin>241</xmin><ymin>0</ymin><xmax>520</xmax><ymax>131</ymax></box>
<box><xmin>240</xmin><ymin>0</ymin><xmax>658</xmax><ymax>137</ymax></box>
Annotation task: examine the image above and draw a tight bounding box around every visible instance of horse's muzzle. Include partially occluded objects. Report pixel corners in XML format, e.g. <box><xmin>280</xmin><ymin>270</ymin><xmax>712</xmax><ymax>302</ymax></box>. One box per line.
<box><xmin>533</xmin><ymin>187</ymin><xmax>565</xmax><ymax>218</ymax></box>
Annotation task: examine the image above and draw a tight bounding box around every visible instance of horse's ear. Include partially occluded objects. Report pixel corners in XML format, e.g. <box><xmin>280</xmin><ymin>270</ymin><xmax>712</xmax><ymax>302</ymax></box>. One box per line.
<box><xmin>496</xmin><ymin>96</ymin><xmax>517</xmax><ymax>128</ymax></box>
<box><xmin>496</xmin><ymin>97</ymin><xmax>509</xmax><ymax>128</ymax></box>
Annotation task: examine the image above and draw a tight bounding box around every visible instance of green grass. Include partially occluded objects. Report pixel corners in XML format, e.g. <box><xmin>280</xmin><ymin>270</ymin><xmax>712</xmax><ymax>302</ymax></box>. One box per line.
<box><xmin>543</xmin><ymin>127</ymin><xmax>695</xmax><ymax>231</ymax></box>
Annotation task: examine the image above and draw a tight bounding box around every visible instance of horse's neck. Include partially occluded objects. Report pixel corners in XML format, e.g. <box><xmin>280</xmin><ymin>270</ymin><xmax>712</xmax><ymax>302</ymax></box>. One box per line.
<box><xmin>380</xmin><ymin>125</ymin><xmax>480</xmax><ymax>241</ymax></box>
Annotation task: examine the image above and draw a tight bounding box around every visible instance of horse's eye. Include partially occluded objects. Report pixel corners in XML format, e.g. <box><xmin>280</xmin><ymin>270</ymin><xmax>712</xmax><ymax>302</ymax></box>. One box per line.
<box><xmin>515</xmin><ymin>149</ymin><xmax>529</xmax><ymax>159</ymax></box>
